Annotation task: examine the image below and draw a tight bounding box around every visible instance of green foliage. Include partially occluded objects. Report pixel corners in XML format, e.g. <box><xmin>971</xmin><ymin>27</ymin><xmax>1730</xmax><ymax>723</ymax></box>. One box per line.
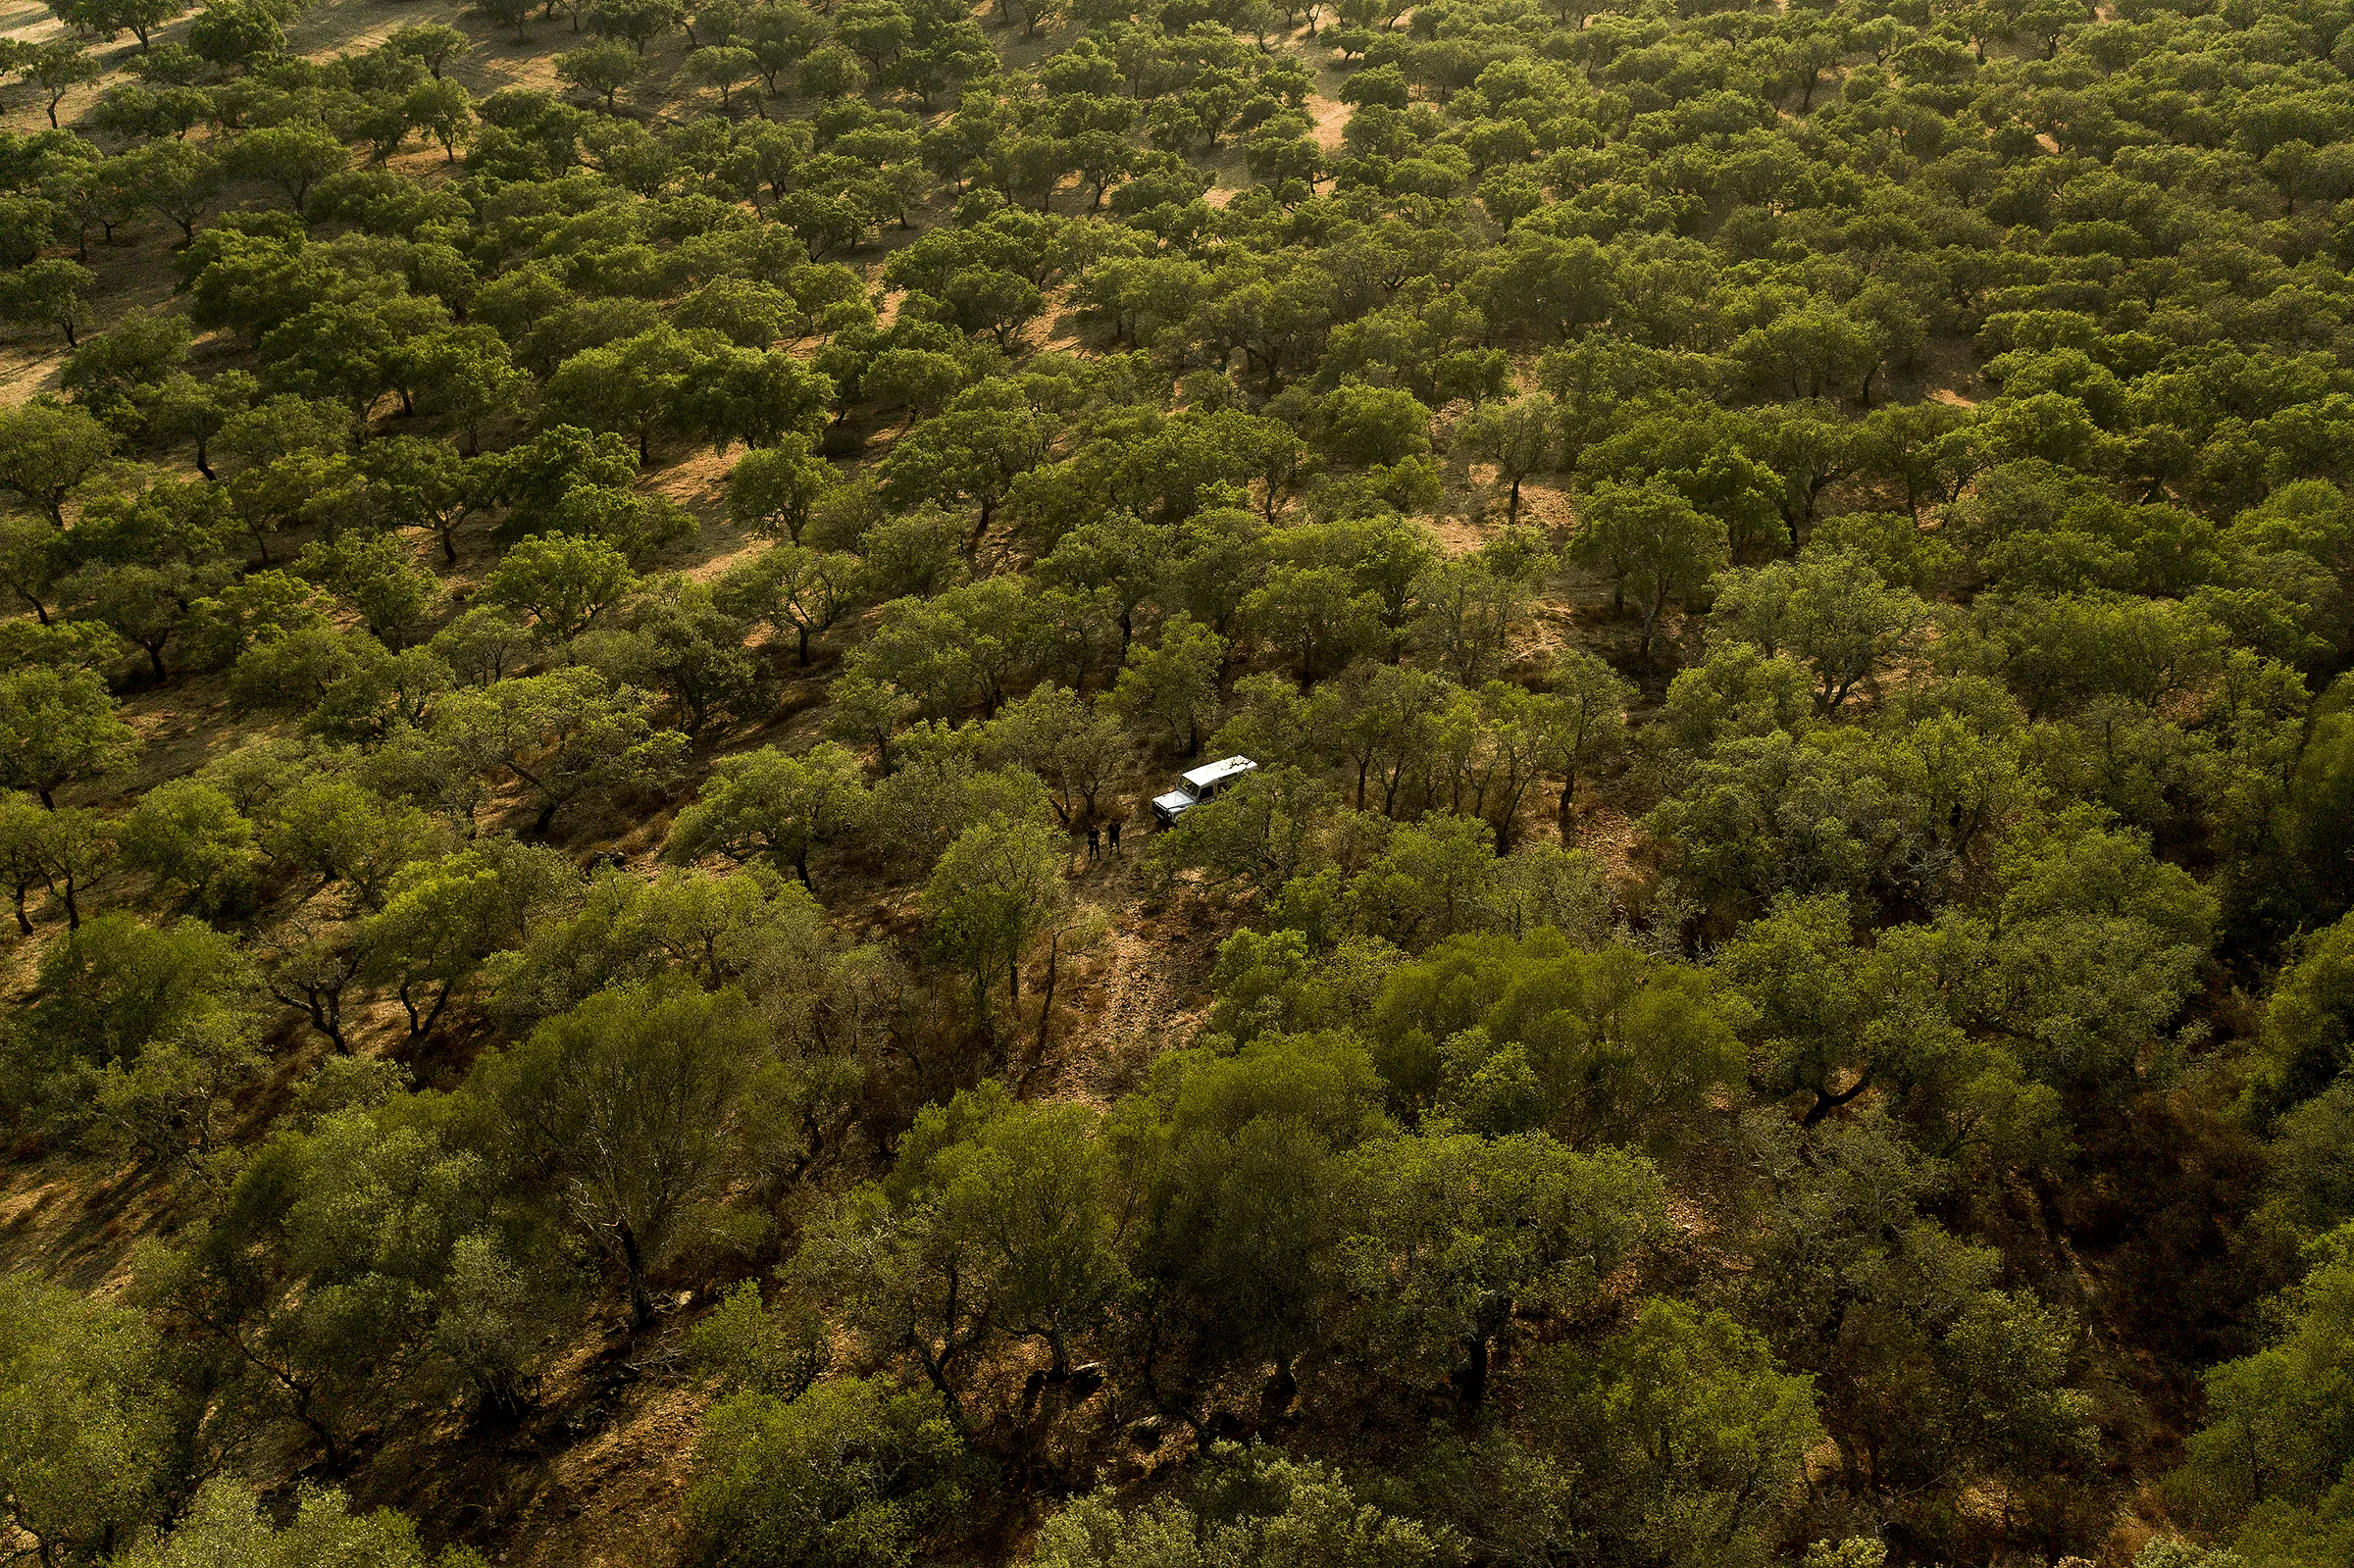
<box><xmin>359</xmin><ymin>837</ymin><xmax>578</xmax><ymax>1039</ymax></box>
<box><xmin>1311</xmin><ymin>383</ymin><xmax>1431</xmax><ymax>469</ymax></box>
<box><xmin>0</xmin><ymin>1272</ymin><xmax>178</xmax><ymax>1566</ymax></box>
<box><xmin>1746</xmin><ymin>1113</ymin><xmax>2097</xmax><ymax>1542</ymax></box>
<box><xmin>2286</xmin><ymin>695</ymin><xmax>2354</xmax><ymax>915</ymax></box>
<box><xmin>580</xmin><ymin>573</ymin><xmax>756</xmax><ymax>733</ymax></box>
<box><xmin>668</xmin><ymin>741</ymin><xmax>869</xmax><ymax>888</ymax></box>
<box><xmin>115</xmin><ymin>1478</ymin><xmax>454</xmax><ymax>1568</ymax></box>
<box><xmin>1372</xmin><ymin>930</ymin><xmax>1744</xmax><ymax>1155</ymax></box>
<box><xmin>799</xmin><ymin>1083</ymin><xmax>1127</xmax><ymax>1405</ymax></box>
<box><xmin>0</xmin><ymin>664</ymin><xmax>138</xmax><ymax>807</ymax></box>
<box><xmin>727</xmin><ymin>438</ymin><xmax>832</xmax><ymax>544</ymax></box>
<box><xmin>119</xmin><ymin>778</ymin><xmax>261</xmax><ymax>916</ymax></box>
<box><xmin>2248</xmin><ymin>913</ymin><xmax>2354</xmax><ymax>1120</ymax></box>
<box><xmin>716</xmin><ymin>540</ymin><xmax>857</xmax><ymax>666</ymax></box>
<box><xmin>1516</xmin><ymin>1299</ymin><xmax>1822</xmax><ymax>1568</ymax></box>
<box><xmin>483</xmin><ymin>532</ymin><xmax>637</xmax><ymax>639</ymax></box>
<box><xmin>147</xmin><ymin>1094</ymin><xmax>560</xmax><ymax>1457</ymax></box>
<box><xmin>923</xmin><ymin>811</ymin><xmax>1070</xmax><ymax>1010</ymax></box>
<box><xmin>2175</xmin><ymin>1228</ymin><xmax>2354</xmax><ymax>1568</ymax></box>
<box><xmin>15</xmin><ymin>0</ymin><xmax>2354</xmax><ymax>1559</ymax></box>
<box><xmin>28</xmin><ymin>911</ymin><xmax>251</xmax><ymax>1073</ymax></box>
<box><xmin>0</xmin><ymin>258</ymin><xmax>97</xmax><ymax>348</ymax></box>
<box><xmin>1572</xmin><ymin>480</ymin><xmax>1728</xmax><ymax>662</ymax></box>
<box><xmin>1107</xmin><ymin>613</ymin><xmax>1224</xmax><ymax>753</ymax></box>
<box><xmin>1709</xmin><ymin>547</ymin><xmax>1934</xmax><ymax>714</ymax></box>
<box><xmin>1036</xmin><ymin>1446</ymin><xmax>1455</xmax><ymax>1568</ymax></box>
<box><xmin>1327</xmin><ymin>1130</ymin><xmax>1665</xmax><ymax>1406</ymax></box>
<box><xmin>474</xmin><ymin>980</ymin><xmax>766</xmax><ymax>1326</ymax></box>
<box><xmin>687</xmin><ymin>1278</ymin><xmax>831</xmax><ymax>1400</ymax></box>
<box><xmin>187</xmin><ymin>2</ymin><xmax>283</xmax><ymax>71</ymax></box>
<box><xmin>0</xmin><ymin>400</ymin><xmax>113</xmax><ymax>529</ymax></box>
<box><xmin>13</xmin><ymin>910</ymin><xmax>262</xmax><ymax>1181</ymax></box>
<box><xmin>687</xmin><ymin>1376</ymin><xmax>969</xmax><ymax>1568</ymax></box>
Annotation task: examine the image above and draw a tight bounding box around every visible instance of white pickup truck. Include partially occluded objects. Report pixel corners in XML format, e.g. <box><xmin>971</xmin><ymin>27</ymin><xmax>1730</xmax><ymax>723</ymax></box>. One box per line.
<box><xmin>1151</xmin><ymin>755</ymin><xmax>1259</xmax><ymax>828</ymax></box>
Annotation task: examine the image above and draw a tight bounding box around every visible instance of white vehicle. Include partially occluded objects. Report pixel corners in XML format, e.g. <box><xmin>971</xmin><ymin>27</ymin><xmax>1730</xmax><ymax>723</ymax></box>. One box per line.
<box><xmin>1151</xmin><ymin>755</ymin><xmax>1259</xmax><ymax>828</ymax></box>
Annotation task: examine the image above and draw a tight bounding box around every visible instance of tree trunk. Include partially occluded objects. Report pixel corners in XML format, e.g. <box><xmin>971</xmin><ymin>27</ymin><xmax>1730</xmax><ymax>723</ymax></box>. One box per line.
<box><xmin>1803</xmin><ymin>1066</ymin><xmax>1873</xmax><ymax>1127</ymax></box>
<box><xmin>1455</xmin><ymin>1333</ymin><xmax>1491</xmax><ymax>1412</ymax></box>
<box><xmin>315</xmin><ymin>990</ymin><xmax>347</xmax><ymax>1052</ymax></box>
<box><xmin>1034</xmin><ymin>932</ymin><xmax>1060</xmax><ymax>1057</ymax></box>
<box><xmin>277</xmin><ymin>981</ymin><xmax>348</xmax><ymax>1052</ymax></box>
<box><xmin>618</xmin><ymin>1223</ymin><xmax>655</xmax><ymax>1332</ymax></box>
<box><xmin>401</xmin><ymin>979</ymin><xmax>453</xmax><ymax>1041</ymax></box>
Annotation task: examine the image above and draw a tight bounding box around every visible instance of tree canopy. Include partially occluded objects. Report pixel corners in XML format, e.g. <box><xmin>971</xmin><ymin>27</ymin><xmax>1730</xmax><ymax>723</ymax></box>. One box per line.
<box><xmin>1</xmin><ymin>0</ymin><xmax>2352</xmax><ymax>1562</ymax></box>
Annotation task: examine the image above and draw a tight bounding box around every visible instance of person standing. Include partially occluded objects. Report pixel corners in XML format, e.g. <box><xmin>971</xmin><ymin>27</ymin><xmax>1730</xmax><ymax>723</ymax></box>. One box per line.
<box><xmin>1106</xmin><ymin>816</ymin><xmax>1122</xmax><ymax>853</ymax></box>
<box><xmin>1086</xmin><ymin>824</ymin><xmax>1101</xmax><ymax>861</ymax></box>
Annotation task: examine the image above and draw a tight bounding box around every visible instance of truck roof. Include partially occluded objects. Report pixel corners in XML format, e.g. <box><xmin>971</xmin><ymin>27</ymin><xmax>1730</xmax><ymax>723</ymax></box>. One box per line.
<box><xmin>1179</xmin><ymin>755</ymin><xmax>1258</xmax><ymax>790</ymax></box>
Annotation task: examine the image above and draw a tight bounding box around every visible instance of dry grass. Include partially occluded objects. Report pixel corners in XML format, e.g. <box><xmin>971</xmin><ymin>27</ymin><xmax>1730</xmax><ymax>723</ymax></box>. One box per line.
<box><xmin>0</xmin><ymin>0</ymin><xmax>64</xmax><ymax>51</ymax></box>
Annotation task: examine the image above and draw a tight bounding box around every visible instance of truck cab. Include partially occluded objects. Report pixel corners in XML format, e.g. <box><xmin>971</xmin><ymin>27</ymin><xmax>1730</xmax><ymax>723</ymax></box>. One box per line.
<box><xmin>1151</xmin><ymin>755</ymin><xmax>1259</xmax><ymax>828</ymax></box>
